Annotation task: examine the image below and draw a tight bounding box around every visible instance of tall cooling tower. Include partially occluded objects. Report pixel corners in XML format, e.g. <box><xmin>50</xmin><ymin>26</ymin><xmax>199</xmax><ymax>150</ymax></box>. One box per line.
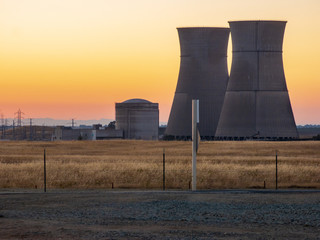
<box><xmin>215</xmin><ymin>21</ymin><xmax>298</xmax><ymax>139</ymax></box>
<box><xmin>165</xmin><ymin>27</ymin><xmax>230</xmax><ymax>139</ymax></box>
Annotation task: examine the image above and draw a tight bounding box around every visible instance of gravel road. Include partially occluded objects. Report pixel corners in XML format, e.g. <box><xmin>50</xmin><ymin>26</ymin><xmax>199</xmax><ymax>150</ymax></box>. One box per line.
<box><xmin>1</xmin><ymin>189</ymin><xmax>320</xmax><ymax>239</ymax></box>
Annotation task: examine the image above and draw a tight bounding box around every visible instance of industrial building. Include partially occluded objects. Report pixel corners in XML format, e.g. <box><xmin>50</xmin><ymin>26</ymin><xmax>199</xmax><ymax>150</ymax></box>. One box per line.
<box><xmin>52</xmin><ymin>125</ymin><xmax>123</xmax><ymax>141</ymax></box>
<box><xmin>215</xmin><ymin>21</ymin><xmax>298</xmax><ymax>139</ymax></box>
<box><xmin>165</xmin><ymin>27</ymin><xmax>230</xmax><ymax>139</ymax></box>
<box><xmin>115</xmin><ymin>99</ymin><xmax>159</xmax><ymax>140</ymax></box>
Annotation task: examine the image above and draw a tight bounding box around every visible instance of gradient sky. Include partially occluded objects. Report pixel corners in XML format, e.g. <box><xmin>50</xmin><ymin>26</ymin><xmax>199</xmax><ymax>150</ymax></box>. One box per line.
<box><xmin>0</xmin><ymin>0</ymin><xmax>319</xmax><ymax>124</ymax></box>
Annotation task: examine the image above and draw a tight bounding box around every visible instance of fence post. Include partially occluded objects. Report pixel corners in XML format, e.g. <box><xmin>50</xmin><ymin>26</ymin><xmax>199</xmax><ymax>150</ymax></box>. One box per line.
<box><xmin>163</xmin><ymin>148</ymin><xmax>165</xmax><ymax>191</ymax></box>
<box><xmin>192</xmin><ymin>99</ymin><xmax>199</xmax><ymax>191</ymax></box>
<box><xmin>275</xmin><ymin>151</ymin><xmax>278</xmax><ymax>190</ymax></box>
<box><xmin>44</xmin><ymin>148</ymin><xmax>46</xmax><ymax>193</ymax></box>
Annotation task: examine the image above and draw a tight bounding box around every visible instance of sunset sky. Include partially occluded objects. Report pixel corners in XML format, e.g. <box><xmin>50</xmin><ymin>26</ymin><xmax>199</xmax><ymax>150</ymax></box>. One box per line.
<box><xmin>0</xmin><ymin>0</ymin><xmax>319</xmax><ymax>124</ymax></box>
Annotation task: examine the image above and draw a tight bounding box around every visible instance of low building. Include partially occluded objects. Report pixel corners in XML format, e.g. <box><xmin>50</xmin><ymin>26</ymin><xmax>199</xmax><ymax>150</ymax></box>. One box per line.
<box><xmin>52</xmin><ymin>126</ymin><xmax>123</xmax><ymax>141</ymax></box>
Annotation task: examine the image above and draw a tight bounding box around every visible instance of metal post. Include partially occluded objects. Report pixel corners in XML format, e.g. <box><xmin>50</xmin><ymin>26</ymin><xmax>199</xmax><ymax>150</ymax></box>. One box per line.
<box><xmin>163</xmin><ymin>148</ymin><xmax>165</xmax><ymax>190</ymax></box>
<box><xmin>276</xmin><ymin>151</ymin><xmax>278</xmax><ymax>190</ymax></box>
<box><xmin>44</xmin><ymin>149</ymin><xmax>46</xmax><ymax>192</ymax></box>
<box><xmin>192</xmin><ymin>99</ymin><xmax>199</xmax><ymax>191</ymax></box>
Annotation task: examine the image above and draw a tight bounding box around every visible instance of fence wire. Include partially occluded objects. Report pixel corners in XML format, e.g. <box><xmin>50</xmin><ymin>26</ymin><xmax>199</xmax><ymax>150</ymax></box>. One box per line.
<box><xmin>1</xmin><ymin>155</ymin><xmax>319</xmax><ymax>190</ymax></box>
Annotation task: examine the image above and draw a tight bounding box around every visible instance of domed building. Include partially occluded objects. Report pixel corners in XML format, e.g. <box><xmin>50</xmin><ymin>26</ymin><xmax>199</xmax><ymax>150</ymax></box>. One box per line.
<box><xmin>115</xmin><ymin>98</ymin><xmax>159</xmax><ymax>140</ymax></box>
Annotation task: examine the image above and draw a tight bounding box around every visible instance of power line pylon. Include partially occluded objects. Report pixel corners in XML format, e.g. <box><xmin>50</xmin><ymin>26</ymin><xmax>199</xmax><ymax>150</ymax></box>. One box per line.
<box><xmin>12</xmin><ymin>120</ymin><xmax>16</xmax><ymax>140</ymax></box>
<box><xmin>71</xmin><ymin>118</ymin><xmax>76</xmax><ymax>128</ymax></box>
<box><xmin>4</xmin><ymin>119</ymin><xmax>7</xmax><ymax>139</ymax></box>
<box><xmin>1</xmin><ymin>114</ymin><xmax>4</xmax><ymax>138</ymax></box>
<box><xmin>14</xmin><ymin>108</ymin><xmax>25</xmax><ymax>127</ymax></box>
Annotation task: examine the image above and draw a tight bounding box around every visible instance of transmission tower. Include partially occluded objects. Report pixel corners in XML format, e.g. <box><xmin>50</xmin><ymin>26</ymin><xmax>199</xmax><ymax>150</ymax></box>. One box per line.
<box><xmin>71</xmin><ymin>118</ymin><xmax>76</xmax><ymax>128</ymax></box>
<box><xmin>1</xmin><ymin>114</ymin><xmax>4</xmax><ymax>138</ymax></box>
<box><xmin>4</xmin><ymin>119</ymin><xmax>7</xmax><ymax>139</ymax></box>
<box><xmin>1</xmin><ymin>114</ymin><xmax>8</xmax><ymax>139</ymax></box>
<box><xmin>14</xmin><ymin>109</ymin><xmax>25</xmax><ymax>127</ymax></box>
<box><xmin>12</xmin><ymin>120</ymin><xmax>16</xmax><ymax>140</ymax></box>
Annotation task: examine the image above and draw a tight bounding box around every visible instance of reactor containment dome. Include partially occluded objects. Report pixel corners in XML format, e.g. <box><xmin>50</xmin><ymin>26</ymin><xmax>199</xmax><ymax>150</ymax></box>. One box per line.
<box><xmin>115</xmin><ymin>98</ymin><xmax>159</xmax><ymax>140</ymax></box>
<box><xmin>215</xmin><ymin>21</ymin><xmax>298</xmax><ymax>140</ymax></box>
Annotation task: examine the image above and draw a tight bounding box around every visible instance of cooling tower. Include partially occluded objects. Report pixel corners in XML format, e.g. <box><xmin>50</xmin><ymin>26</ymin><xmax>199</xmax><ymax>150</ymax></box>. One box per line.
<box><xmin>165</xmin><ymin>27</ymin><xmax>230</xmax><ymax>139</ymax></box>
<box><xmin>215</xmin><ymin>21</ymin><xmax>298</xmax><ymax>139</ymax></box>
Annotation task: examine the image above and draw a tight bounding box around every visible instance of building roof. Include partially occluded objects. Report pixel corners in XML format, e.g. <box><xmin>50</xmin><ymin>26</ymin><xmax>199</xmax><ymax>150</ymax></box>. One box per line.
<box><xmin>122</xmin><ymin>98</ymin><xmax>151</xmax><ymax>104</ymax></box>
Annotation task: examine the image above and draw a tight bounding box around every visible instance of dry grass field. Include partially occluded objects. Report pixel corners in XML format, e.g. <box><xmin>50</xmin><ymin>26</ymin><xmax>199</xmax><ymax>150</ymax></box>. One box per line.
<box><xmin>0</xmin><ymin>140</ymin><xmax>319</xmax><ymax>189</ymax></box>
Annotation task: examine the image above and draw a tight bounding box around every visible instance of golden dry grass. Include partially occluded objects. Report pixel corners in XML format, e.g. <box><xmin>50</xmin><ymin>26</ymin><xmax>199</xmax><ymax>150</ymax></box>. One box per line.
<box><xmin>0</xmin><ymin>140</ymin><xmax>320</xmax><ymax>189</ymax></box>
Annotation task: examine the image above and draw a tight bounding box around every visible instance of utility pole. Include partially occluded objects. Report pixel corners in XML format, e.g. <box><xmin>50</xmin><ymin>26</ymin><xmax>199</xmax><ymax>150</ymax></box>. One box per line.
<box><xmin>42</xmin><ymin>124</ymin><xmax>45</xmax><ymax>140</ymax></box>
<box><xmin>4</xmin><ymin>118</ymin><xmax>7</xmax><ymax>139</ymax></box>
<box><xmin>29</xmin><ymin>118</ymin><xmax>33</xmax><ymax>141</ymax></box>
<box><xmin>12</xmin><ymin>120</ymin><xmax>15</xmax><ymax>140</ymax></box>
<box><xmin>1</xmin><ymin>114</ymin><xmax>4</xmax><ymax>139</ymax></box>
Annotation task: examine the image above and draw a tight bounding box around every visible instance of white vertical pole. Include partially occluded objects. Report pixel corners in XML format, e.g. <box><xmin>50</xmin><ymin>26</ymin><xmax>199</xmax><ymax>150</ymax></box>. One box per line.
<box><xmin>192</xmin><ymin>99</ymin><xmax>198</xmax><ymax>191</ymax></box>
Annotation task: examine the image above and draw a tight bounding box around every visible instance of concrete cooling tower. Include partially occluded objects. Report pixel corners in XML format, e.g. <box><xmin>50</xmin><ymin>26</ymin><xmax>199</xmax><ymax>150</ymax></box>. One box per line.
<box><xmin>165</xmin><ymin>27</ymin><xmax>230</xmax><ymax>139</ymax></box>
<box><xmin>215</xmin><ymin>21</ymin><xmax>298</xmax><ymax>140</ymax></box>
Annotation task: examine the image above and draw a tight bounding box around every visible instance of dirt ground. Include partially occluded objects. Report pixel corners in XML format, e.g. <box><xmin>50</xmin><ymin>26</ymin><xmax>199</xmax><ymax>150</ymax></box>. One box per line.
<box><xmin>1</xmin><ymin>189</ymin><xmax>320</xmax><ymax>239</ymax></box>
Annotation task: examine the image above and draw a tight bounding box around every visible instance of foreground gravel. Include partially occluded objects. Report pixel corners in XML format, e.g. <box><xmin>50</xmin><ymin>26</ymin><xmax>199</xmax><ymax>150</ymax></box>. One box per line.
<box><xmin>1</xmin><ymin>189</ymin><xmax>320</xmax><ymax>239</ymax></box>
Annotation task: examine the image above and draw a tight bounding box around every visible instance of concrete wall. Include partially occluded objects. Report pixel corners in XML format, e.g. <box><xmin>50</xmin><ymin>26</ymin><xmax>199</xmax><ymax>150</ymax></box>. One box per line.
<box><xmin>215</xmin><ymin>21</ymin><xmax>298</xmax><ymax>139</ymax></box>
<box><xmin>165</xmin><ymin>27</ymin><xmax>230</xmax><ymax>139</ymax></box>
<box><xmin>115</xmin><ymin>101</ymin><xmax>159</xmax><ymax>140</ymax></box>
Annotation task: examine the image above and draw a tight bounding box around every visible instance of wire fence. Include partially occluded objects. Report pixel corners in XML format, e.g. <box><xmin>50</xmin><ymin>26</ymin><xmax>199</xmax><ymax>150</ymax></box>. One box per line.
<box><xmin>1</xmin><ymin>151</ymin><xmax>319</xmax><ymax>190</ymax></box>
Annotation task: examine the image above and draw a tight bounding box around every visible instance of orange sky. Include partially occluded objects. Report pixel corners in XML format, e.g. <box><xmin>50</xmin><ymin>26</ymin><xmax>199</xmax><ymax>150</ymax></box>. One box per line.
<box><xmin>0</xmin><ymin>0</ymin><xmax>319</xmax><ymax>124</ymax></box>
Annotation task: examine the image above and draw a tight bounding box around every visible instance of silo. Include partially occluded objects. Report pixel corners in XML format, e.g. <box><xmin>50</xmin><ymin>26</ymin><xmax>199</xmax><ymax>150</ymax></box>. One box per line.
<box><xmin>165</xmin><ymin>27</ymin><xmax>230</xmax><ymax>139</ymax></box>
<box><xmin>115</xmin><ymin>98</ymin><xmax>159</xmax><ymax>140</ymax></box>
<box><xmin>215</xmin><ymin>21</ymin><xmax>298</xmax><ymax>139</ymax></box>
